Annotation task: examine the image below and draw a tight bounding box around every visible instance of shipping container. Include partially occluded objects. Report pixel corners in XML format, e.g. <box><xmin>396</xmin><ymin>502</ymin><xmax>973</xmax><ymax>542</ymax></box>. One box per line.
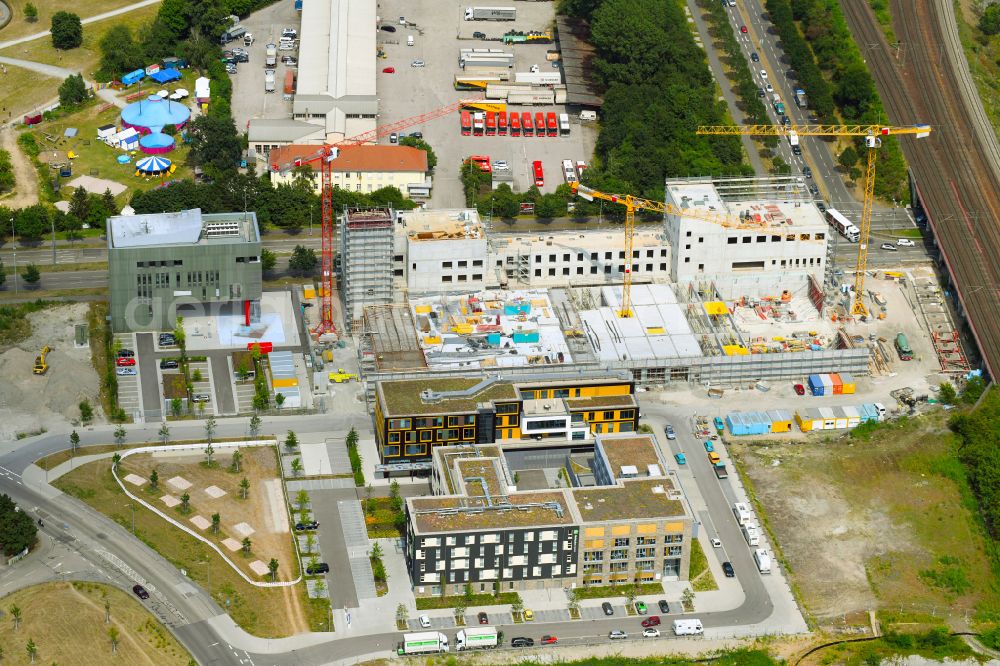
<box><xmin>808</xmin><ymin>374</ymin><xmax>824</xmax><ymax>396</ymax></box>
<box><xmin>840</xmin><ymin>372</ymin><xmax>856</xmax><ymax>394</ymax></box>
<box><xmin>506</xmin><ymin>89</ymin><xmax>554</xmax><ymax>105</ymax></box>
<box><xmin>820</xmin><ymin>374</ymin><xmax>834</xmax><ymax>395</ymax></box>
<box><xmin>830</xmin><ymin>373</ymin><xmax>843</xmax><ymax>395</ymax></box>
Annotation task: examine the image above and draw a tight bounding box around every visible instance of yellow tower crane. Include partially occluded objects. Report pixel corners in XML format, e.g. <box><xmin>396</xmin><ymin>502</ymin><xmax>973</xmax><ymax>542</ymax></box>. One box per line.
<box><xmin>569</xmin><ymin>182</ymin><xmax>750</xmax><ymax>318</ymax></box>
<box><xmin>696</xmin><ymin>123</ymin><xmax>931</xmax><ymax>316</ymax></box>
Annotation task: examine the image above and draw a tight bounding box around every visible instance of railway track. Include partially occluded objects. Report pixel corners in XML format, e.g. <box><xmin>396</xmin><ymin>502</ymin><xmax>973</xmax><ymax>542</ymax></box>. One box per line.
<box><xmin>840</xmin><ymin>0</ymin><xmax>1000</xmax><ymax>377</ymax></box>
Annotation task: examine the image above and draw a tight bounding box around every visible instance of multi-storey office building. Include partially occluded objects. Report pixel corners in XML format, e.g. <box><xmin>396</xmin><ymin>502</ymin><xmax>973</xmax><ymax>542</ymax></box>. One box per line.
<box><xmin>405</xmin><ymin>434</ymin><xmax>692</xmax><ymax>597</ymax></box>
<box><xmin>373</xmin><ymin>375</ymin><xmax>639</xmax><ymax>463</ymax></box>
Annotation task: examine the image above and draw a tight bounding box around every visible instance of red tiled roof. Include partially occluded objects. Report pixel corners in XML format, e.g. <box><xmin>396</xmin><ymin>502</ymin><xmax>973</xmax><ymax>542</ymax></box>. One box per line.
<box><xmin>268</xmin><ymin>144</ymin><xmax>427</xmax><ymax>174</ymax></box>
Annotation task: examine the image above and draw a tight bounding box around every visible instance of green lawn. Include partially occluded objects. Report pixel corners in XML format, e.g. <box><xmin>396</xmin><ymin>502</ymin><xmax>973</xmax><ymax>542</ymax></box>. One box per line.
<box><xmin>689</xmin><ymin>537</ymin><xmax>718</xmax><ymax>592</ymax></box>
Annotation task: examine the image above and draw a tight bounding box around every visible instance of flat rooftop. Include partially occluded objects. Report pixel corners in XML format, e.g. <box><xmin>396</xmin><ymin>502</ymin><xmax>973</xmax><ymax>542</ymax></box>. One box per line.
<box><xmin>410</xmin><ymin>491</ymin><xmax>573</xmax><ymax>532</ymax></box>
<box><xmin>402</xmin><ymin>209</ymin><xmax>484</xmax><ymax>241</ymax></box>
<box><xmin>599</xmin><ymin>436</ymin><xmax>662</xmax><ymax>479</ymax></box>
<box><xmin>379</xmin><ymin>377</ymin><xmax>518</xmax><ymax>416</ymax></box>
<box><xmin>573</xmin><ymin>478</ymin><xmax>684</xmax><ymax>522</ymax></box>
<box><xmin>492</xmin><ymin>228</ymin><xmax>666</xmax><ymax>252</ymax></box>
<box><xmin>297</xmin><ymin>0</ymin><xmax>375</xmax><ymax>98</ymax></box>
<box><xmin>565</xmin><ymin>394</ymin><xmax>636</xmax><ymax>410</ymax></box>
<box><xmin>108</xmin><ymin>209</ymin><xmax>259</xmax><ymax>249</ymax></box>
<box><xmin>665</xmin><ymin>178</ymin><xmax>827</xmax><ymax>230</ymax></box>
<box><xmin>456</xmin><ymin>457</ymin><xmax>505</xmax><ymax>498</ymax></box>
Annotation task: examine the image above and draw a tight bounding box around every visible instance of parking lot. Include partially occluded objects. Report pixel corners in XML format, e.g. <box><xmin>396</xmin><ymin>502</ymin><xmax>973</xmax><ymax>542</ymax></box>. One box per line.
<box><xmin>114</xmin><ymin>332</ymin><xmax>144</xmax><ymax>419</ymax></box>
<box><xmin>229</xmin><ymin>0</ymin><xmax>303</xmax><ymax>132</ymax></box>
<box><xmin>374</xmin><ymin>0</ymin><xmax>597</xmax><ymax>207</ymax></box>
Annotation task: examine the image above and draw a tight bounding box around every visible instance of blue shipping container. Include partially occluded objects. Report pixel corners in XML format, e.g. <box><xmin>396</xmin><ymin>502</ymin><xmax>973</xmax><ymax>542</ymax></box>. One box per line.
<box><xmin>504</xmin><ymin>303</ymin><xmax>531</xmax><ymax>316</ymax></box>
<box><xmin>808</xmin><ymin>374</ymin><xmax>824</xmax><ymax>396</ymax></box>
<box><xmin>511</xmin><ymin>332</ymin><xmax>539</xmax><ymax>343</ymax></box>
<box><xmin>295</xmin><ymin>0</ymin><xmax>302</xmax><ymax>9</ymax></box>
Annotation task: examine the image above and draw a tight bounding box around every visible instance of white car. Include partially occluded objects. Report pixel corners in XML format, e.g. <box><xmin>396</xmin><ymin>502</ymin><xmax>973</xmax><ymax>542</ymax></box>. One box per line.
<box><xmin>282</xmin><ymin>28</ymin><xmax>297</xmax><ymax>39</ymax></box>
<box><xmin>880</xmin><ymin>243</ymin><xmax>898</xmax><ymax>251</ymax></box>
<box><xmin>116</xmin><ymin>367</ymin><xmax>137</xmax><ymax>376</ymax></box>
<box><xmin>643</xmin><ymin>628</ymin><xmax>661</xmax><ymax>638</ymax></box>
<box><xmin>418</xmin><ymin>614</ymin><xmax>431</xmax><ymax>628</ymax></box>
<box><xmin>765</xmin><ymin>83</ymin><xmax>773</xmax><ymax>93</ymax></box>
<box><xmin>712</xmin><ymin>538</ymin><xmax>722</xmax><ymax>548</ymax></box>
<box><xmin>760</xmin><ymin>69</ymin><xmax>768</xmax><ymax>79</ymax></box>
<box><xmin>897</xmin><ymin>238</ymin><xmax>916</xmax><ymax>247</ymax></box>
<box><xmin>278</xmin><ymin>42</ymin><xmax>296</xmax><ymax>51</ymax></box>
<box><xmin>493</xmin><ymin>160</ymin><xmax>509</xmax><ymax>169</ymax></box>
<box><xmin>411</xmin><ymin>60</ymin><xmax>425</xmax><ymax>67</ymax></box>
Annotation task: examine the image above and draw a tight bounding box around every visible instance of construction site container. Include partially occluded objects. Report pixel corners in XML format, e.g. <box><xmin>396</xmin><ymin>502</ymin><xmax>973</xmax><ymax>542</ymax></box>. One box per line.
<box><xmin>486</xmin><ymin>333</ymin><xmax>501</xmax><ymax>345</ymax></box>
<box><xmin>808</xmin><ymin>374</ymin><xmax>824</xmax><ymax>396</ymax></box>
<box><xmin>725</xmin><ymin>413</ymin><xmax>746</xmax><ymax>436</ymax></box>
<box><xmin>795</xmin><ymin>408</ymin><xmax>823</xmax><ymax>432</ymax></box>
<box><xmin>511</xmin><ymin>331</ymin><xmax>539</xmax><ymax>343</ymax></box>
<box><xmin>859</xmin><ymin>404</ymin><xmax>879</xmax><ymax>423</ymax></box>
<box><xmin>820</xmin><ymin>374</ymin><xmax>834</xmax><ymax>395</ymax></box>
<box><xmin>504</xmin><ymin>302</ymin><xmax>530</xmax><ymax>316</ymax></box>
<box><xmin>832</xmin><ymin>406</ymin><xmax>849</xmax><ymax>429</ymax></box>
<box><xmin>842</xmin><ymin>405</ymin><xmax>861</xmax><ymax>428</ymax></box>
<box><xmin>767</xmin><ymin>409</ymin><xmax>793</xmax><ymax>433</ymax></box>
<box><xmin>840</xmin><ymin>373</ymin><xmax>857</xmax><ymax>394</ymax></box>
<box><xmin>830</xmin><ymin>373</ymin><xmax>843</xmax><ymax>395</ymax></box>
<box><xmin>819</xmin><ymin>407</ymin><xmax>836</xmax><ymax>429</ymax></box>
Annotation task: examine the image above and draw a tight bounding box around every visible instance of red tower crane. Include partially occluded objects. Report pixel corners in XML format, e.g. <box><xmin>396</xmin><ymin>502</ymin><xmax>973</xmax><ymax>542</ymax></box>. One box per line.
<box><xmin>270</xmin><ymin>98</ymin><xmax>481</xmax><ymax>337</ymax></box>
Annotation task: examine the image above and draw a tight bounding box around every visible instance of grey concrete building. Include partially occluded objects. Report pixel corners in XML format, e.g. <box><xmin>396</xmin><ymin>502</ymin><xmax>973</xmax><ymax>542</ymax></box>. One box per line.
<box><xmin>340</xmin><ymin>207</ymin><xmax>394</xmax><ymax>328</ymax></box>
<box><xmin>107</xmin><ymin>208</ymin><xmax>262</xmax><ymax>332</ymax></box>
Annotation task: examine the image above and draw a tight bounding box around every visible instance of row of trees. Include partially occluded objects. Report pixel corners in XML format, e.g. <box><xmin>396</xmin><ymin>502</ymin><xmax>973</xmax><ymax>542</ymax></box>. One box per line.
<box><xmin>947</xmin><ymin>383</ymin><xmax>999</xmax><ymax>540</ymax></box>
<box><xmin>764</xmin><ymin>0</ymin><xmax>909</xmax><ymax>202</ymax></box>
<box><xmin>0</xmin><ymin>188</ymin><xmax>118</xmax><ymax>242</ymax></box>
<box><xmin>0</xmin><ymin>494</ymin><xmax>37</xmax><ymax>557</ymax></box>
<box><xmin>697</xmin><ymin>0</ymin><xmax>770</xmax><ymax>126</ymax></box>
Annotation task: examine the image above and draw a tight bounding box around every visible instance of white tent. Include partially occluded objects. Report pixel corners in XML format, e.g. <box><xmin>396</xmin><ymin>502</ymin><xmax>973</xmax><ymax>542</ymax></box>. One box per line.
<box><xmin>195</xmin><ymin>77</ymin><xmax>211</xmax><ymax>100</ymax></box>
<box><xmin>113</xmin><ymin>127</ymin><xmax>139</xmax><ymax>150</ymax></box>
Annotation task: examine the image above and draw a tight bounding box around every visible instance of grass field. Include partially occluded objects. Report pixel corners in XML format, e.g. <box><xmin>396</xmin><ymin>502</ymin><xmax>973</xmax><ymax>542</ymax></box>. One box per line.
<box><xmin>0</xmin><ymin>0</ymin><xmax>146</xmax><ymax>41</ymax></box>
<box><xmin>0</xmin><ymin>581</ymin><xmax>192</xmax><ymax>665</ymax></box>
<box><xmin>689</xmin><ymin>537</ymin><xmax>718</xmax><ymax>592</ymax></box>
<box><xmin>732</xmin><ymin>410</ymin><xmax>1000</xmax><ymax>626</ymax></box>
<box><xmin>0</xmin><ymin>64</ymin><xmax>59</xmax><ymax>126</ymax></box>
<box><xmin>54</xmin><ymin>453</ymin><xmax>310</xmax><ymax>637</ymax></box>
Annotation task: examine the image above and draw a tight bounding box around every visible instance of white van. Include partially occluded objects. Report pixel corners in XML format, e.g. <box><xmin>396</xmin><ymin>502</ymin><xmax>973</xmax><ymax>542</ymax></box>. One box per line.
<box><xmin>672</xmin><ymin>619</ymin><xmax>704</xmax><ymax>636</ymax></box>
<box><xmin>407</xmin><ymin>35</ymin><xmax>415</xmax><ymax>46</ymax></box>
<box><xmin>579</xmin><ymin>110</ymin><xmax>596</xmax><ymax>121</ymax></box>
<box><xmin>754</xmin><ymin>548</ymin><xmax>772</xmax><ymax>574</ymax></box>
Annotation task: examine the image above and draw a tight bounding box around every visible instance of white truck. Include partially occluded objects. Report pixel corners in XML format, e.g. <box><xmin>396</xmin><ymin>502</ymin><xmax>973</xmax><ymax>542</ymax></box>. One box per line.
<box><xmin>264</xmin><ymin>69</ymin><xmax>275</xmax><ymax>93</ymax></box>
<box><xmin>754</xmin><ymin>548</ymin><xmax>772</xmax><ymax>574</ymax></box>
<box><xmin>398</xmin><ymin>632</ymin><xmax>450</xmax><ymax>655</ymax></box>
<box><xmin>465</xmin><ymin>6</ymin><xmax>517</xmax><ymax>20</ymax></box>
<box><xmin>265</xmin><ymin>43</ymin><xmax>277</xmax><ymax>69</ymax></box>
<box><xmin>742</xmin><ymin>521</ymin><xmax>760</xmax><ymax>547</ymax></box>
<box><xmin>455</xmin><ymin>627</ymin><xmax>498</xmax><ymax>650</ymax></box>
<box><xmin>672</xmin><ymin>619</ymin><xmax>704</xmax><ymax>636</ymax></box>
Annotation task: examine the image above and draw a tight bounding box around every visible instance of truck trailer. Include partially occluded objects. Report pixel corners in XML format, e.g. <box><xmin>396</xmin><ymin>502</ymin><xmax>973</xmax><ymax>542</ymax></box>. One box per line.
<box><xmin>465</xmin><ymin>6</ymin><xmax>517</xmax><ymax>20</ymax></box>
<box><xmin>455</xmin><ymin>627</ymin><xmax>499</xmax><ymax>650</ymax></box>
<box><xmin>514</xmin><ymin>71</ymin><xmax>562</xmax><ymax>85</ymax></box>
<box><xmin>398</xmin><ymin>632</ymin><xmax>450</xmax><ymax>655</ymax></box>
<box><xmin>507</xmin><ymin>89</ymin><xmax>555</xmax><ymax>105</ymax></box>
<box><xmin>220</xmin><ymin>26</ymin><xmax>247</xmax><ymax>44</ymax></box>
<box><xmin>461</xmin><ymin>56</ymin><xmax>514</xmax><ymax>70</ymax></box>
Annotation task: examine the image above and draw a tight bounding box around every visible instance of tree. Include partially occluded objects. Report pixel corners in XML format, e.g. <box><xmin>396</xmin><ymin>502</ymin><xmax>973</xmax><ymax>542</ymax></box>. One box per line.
<box><xmin>0</xmin><ymin>496</ymin><xmax>38</xmax><ymax>557</ymax></box>
<box><xmin>239</xmin><ymin>477</ymin><xmax>250</xmax><ymax>499</ymax></box>
<box><xmin>981</xmin><ymin>3</ymin><xmax>1000</xmax><ymax>35</ymax></box>
<box><xmin>624</xmin><ymin>583</ymin><xmax>639</xmax><ymax>609</ymax></box>
<box><xmin>25</xmin><ymin>637</ymin><xmax>36</xmax><ymax>663</ymax></box>
<box><xmin>170</xmin><ymin>398</ymin><xmax>182</xmax><ymax>417</ymax></box>
<box><xmin>204</xmin><ymin>415</ymin><xmax>216</xmax><ymax>444</ymax></box>
<box><xmin>290</xmin><ymin>458</ymin><xmax>303</xmax><ymax>476</ymax></box>
<box><xmin>268</xmin><ymin>558</ymin><xmax>279</xmax><ymax>582</ymax></box>
<box><xmin>939</xmin><ymin>382</ymin><xmax>957</xmax><ymax>405</ymax></box>
<box><xmin>104</xmin><ymin>596</ymin><xmax>111</xmax><ymax>623</ymax></box>
<box><xmin>15</xmin><ymin>205</ymin><xmax>48</xmax><ymax>240</ymax></box>
<box><xmin>58</xmin><ymin>73</ymin><xmax>88</xmax><ymax>107</ymax></box>
<box><xmin>204</xmin><ymin>442</ymin><xmax>215</xmax><ymax>467</ymax></box>
<box><xmin>10</xmin><ymin>604</ymin><xmax>21</xmax><ymax>629</ymax></box>
<box><xmin>21</xmin><ymin>264</ymin><xmax>40</xmax><ymax>285</ymax></box>
<box><xmin>241</xmin><ymin>536</ymin><xmax>252</xmax><ymax>554</ymax></box>
<box><xmin>275</xmin><ymin>392</ymin><xmax>286</xmax><ymax>410</ymax></box>
<box><xmin>261</xmin><ymin>248</ymin><xmax>277</xmax><ymax>273</ymax></box>
<box><xmin>510</xmin><ymin>593</ymin><xmax>524</xmax><ymax>619</ymax></box>
<box><xmin>567</xmin><ymin>587</ymin><xmax>580</xmax><ymax>616</ymax></box>
<box><xmin>398</xmin><ymin>137</ymin><xmax>438</xmax><ymax>170</ymax></box>
<box><xmin>296</xmin><ymin>489</ymin><xmax>310</xmax><ymax>512</ymax></box>
<box><xmin>51</xmin><ymin>11</ymin><xmax>82</xmax><ymax>49</ymax></box>
<box><xmin>111</xmin><ymin>453</ymin><xmax>121</xmax><ymax>469</ymax></box>
<box><xmin>288</xmin><ymin>245</ymin><xmax>318</xmax><ymax>274</ymax></box>
<box><xmin>69</xmin><ymin>186</ymin><xmax>90</xmax><ymax>225</ymax></box>
<box><xmin>307</xmin><ymin>554</ymin><xmax>320</xmax><ymax>573</ymax></box>
<box><xmin>180</xmin><ymin>492</ymin><xmax>190</xmax><ymax>513</ymax></box>
<box><xmin>346</xmin><ymin>426</ymin><xmax>359</xmax><ymax>449</ymax></box>
<box><xmin>211</xmin><ymin>512</ymin><xmax>221</xmax><ymax>534</ymax></box>
<box><xmin>838</xmin><ymin>146</ymin><xmax>859</xmax><ymax>170</ymax></box>
<box><xmin>79</xmin><ymin>399</ymin><xmax>93</xmax><ymax>423</ymax></box>
<box><xmin>192</xmin><ymin>368</ymin><xmax>202</xmax><ymax>382</ymax></box>
<box><xmin>23</xmin><ymin>3</ymin><xmax>38</xmax><ymax>22</ymax></box>
<box><xmin>371</xmin><ymin>541</ymin><xmax>383</xmax><ymax>560</ymax></box>
<box><xmin>0</xmin><ymin>261</ymin><xmax>6</xmax><ymax>288</ymax></box>
<box><xmin>681</xmin><ymin>586</ymin><xmax>695</xmax><ymax>610</ymax></box>
<box><xmin>113</xmin><ymin>425</ymin><xmax>126</xmax><ymax>447</ymax></box>
<box><xmin>108</xmin><ymin>626</ymin><xmax>119</xmax><ymax>653</ymax></box>
<box><xmin>69</xmin><ymin>430</ymin><xmax>80</xmax><ymax>454</ymax></box>
<box><xmin>98</xmin><ymin>25</ymin><xmax>143</xmax><ymax>80</ymax></box>
<box><xmin>187</xmin><ymin>115</ymin><xmax>242</xmax><ymax>173</ymax></box>
<box><xmin>389</xmin><ymin>480</ymin><xmax>403</xmax><ymax>513</ymax></box>
<box><xmin>396</xmin><ymin>603</ymin><xmax>408</xmax><ymax>628</ymax></box>
<box><xmin>248</xmin><ymin>414</ymin><xmax>262</xmax><ymax>438</ymax></box>
<box><xmin>285</xmin><ymin>431</ymin><xmax>298</xmax><ymax>450</ymax></box>
<box><xmin>365</xmin><ymin>483</ymin><xmax>374</xmax><ymax>515</ymax></box>
<box><xmin>149</xmin><ymin>469</ymin><xmax>159</xmax><ymax>490</ymax></box>
<box><xmin>158</xmin><ymin>422</ymin><xmax>170</xmax><ymax>445</ymax></box>
<box><xmin>230</xmin><ymin>449</ymin><xmax>243</xmax><ymax>473</ymax></box>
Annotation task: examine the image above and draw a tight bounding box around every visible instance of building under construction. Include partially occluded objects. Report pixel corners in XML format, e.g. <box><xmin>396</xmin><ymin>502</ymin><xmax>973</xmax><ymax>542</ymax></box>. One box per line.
<box><xmin>340</xmin><ymin>207</ymin><xmax>395</xmax><ymax>328</ymax></box>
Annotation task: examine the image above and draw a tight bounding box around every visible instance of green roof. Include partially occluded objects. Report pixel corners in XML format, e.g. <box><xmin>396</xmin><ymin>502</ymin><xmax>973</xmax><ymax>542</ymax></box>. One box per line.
<box><xmin>573</xmin><ymin>479</ymin><xmax>684</xmax><ymax>522</ymax></box>
<box><xmin>379</xmin><ymin>377</ymin><xmax>518</xmax><ymax>415</ymax></box>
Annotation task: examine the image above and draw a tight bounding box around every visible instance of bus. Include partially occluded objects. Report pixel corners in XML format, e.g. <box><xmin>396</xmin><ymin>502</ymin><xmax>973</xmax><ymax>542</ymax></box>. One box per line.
<box><xmin>485</xmin><ymin>111</ymin><xmax>496</xmax><ymax>136</ymax></box>
<box><xmin>532</xmin><ymin>160</ymin><xmax>544</xmax><ymax>187</ymax></box>
<box><xmin>460</xmin><ymin>111</ymin><xmax>472</xmax><ymax>136</ymax></box>
<box><xmin>558</xmin><ymin>112</ymin><xmax>570</xmax><ymax>136</ymax></box>
<box><xmin>498</xmin><ymin>111</ymin><xmax>507</xmax><ymax>135</ymax></box>
<box><xmin>534</xmin><ymin>112</ymin><xmax>545</xmax><ymax>138</ymax></box>
<box><xmin>894</xmin><ymin>333</ymin><xmax>913</xmax><ymax>361</ymax></box>
<box><xmin>826</xmin><ymin>208</ymin><xmax>860</xmax><ymax>242</ymax></box>
<box><xmin>521</xmin><ymin>111</ymin><xmax>533</xmax><ymax>136</ymax></box>
<box><xmin>509</xmin><ymin>112</ymin><xmax>521</xmax><ymax>136</ymax></box>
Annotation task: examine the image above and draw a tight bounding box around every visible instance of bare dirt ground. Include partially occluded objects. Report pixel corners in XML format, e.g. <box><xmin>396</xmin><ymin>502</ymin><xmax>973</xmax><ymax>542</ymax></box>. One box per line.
<box><xmin>0</xmin><ymin>126</ymin><xmax>39</xmax><ymax>207</ymax></box>
<box><xmin>0</xmin><ymin>302</ymin><xmax>100</xmax><ymax>439</ymax></box>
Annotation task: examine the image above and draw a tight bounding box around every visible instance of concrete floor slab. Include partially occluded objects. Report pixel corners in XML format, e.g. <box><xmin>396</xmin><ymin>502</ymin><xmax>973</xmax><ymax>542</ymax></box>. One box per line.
<box><xmin>190</xmin><ymin>515</ymin><xmax>211</xmax><ymax>530</ymax></box>
<box><xmin>249</xmin><ymin>560</ymin><xmax>270</xmax><ymax>576</ymax></box>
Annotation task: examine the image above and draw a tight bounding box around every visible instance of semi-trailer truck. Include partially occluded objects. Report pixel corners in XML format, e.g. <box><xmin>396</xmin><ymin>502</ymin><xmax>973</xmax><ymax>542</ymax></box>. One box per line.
<box><xmin>455</xmin><ymin>627</ymin><xmax>499</xmax><ymax>650</ymax></box>
<box><xmin>465</xmin><ymin>6</ymin><xmax>517</xmax><ymax>20</ymax></box>
<box><xmin>398</xmin><ymin>632</ymin><xmax>450</xmax><ymax>655</ymax></box>
<box><xmin>220</xmin><ymin>26</ymin><xmax>247</xmax><ymax>44</ymax></box>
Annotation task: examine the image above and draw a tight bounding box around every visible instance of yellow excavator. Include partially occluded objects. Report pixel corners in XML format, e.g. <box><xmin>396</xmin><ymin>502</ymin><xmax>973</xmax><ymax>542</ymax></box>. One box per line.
<box><xmin>32</xmin><ymin>346</ymin><xmax>50</xmax><ymax>375</ymax></box>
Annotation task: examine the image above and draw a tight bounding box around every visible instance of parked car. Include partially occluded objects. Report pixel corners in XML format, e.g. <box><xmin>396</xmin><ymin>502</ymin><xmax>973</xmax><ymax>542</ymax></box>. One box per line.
<box><xmin>635</xmin><ymin>601</ymin><xmax>647</xmax><ymax>615</ymax></box>
<box><xmin>722</xmin><ymin>561</ymin><xmax>735</xmax><ymax>578</ymax></box>
<box><xmin>643</xmin><ymin>628</ymin><xmax>661</xmax><ymax>638</ymax></box>
<box><xmin>609</xmin><ymin>630</ymin><xmax>628</xmax><ymax>640</ymax></box>
<box><xmin>278</xmin><ymin>41</ymin><xmax>295</xmax><ymax>51</ymax></box>
<box><xmin>380</xmin><ymin>25</ymin><xmax>396</xmax><ymax>32</ymax></box>
<box><xmin>541</xmin><ymin>635</ymin><xmax>557</xmax><ymax>645</ymax></box>
<box><xmin>225</xmin><ymin>63</ymin><xmax>237</xmax><ymax>74</ymax></box>
<box><xmin>741</xmin><ymin>25</ymin><xmax>748</xmax><ymax>33</ymax></box>
<box><xmin>704</xmin><ymin>440</ymin><xmax>714</xmax><ymax>452</ymax></box>
<box><xmin>411</xmin><ymin>60</ymin><xmax>425</xmax><ymax>67</ymax></box>
<box><xmin>159</xmin><ymin>334</ymin><xmax>176</xmax><ymax>345</ymax></box>
<box><xmin>116</xmin><ymin>367</ymin><xmax>137</xmax><ymax>376</ymax></box>
<box><xmin>473</xmin><ymin>31</ymin><xmax>485</xmax><ymax>38</ymax></box>
<box><xmin>306</xmin><ymin>562</ymin><xmax>330</xmax><ymax>574</ymax></box>
<box><xmin>160</xmin><ymin>359</ymin><xmax>179</xmax><ymax>369</ymax></box>
<box><xmin>281</xmin><ymin>55</ymin><xmax>298</xmax><ymax>65</ymax></box>
<box><xmin>793</xmin><ymin>383</ymin><xmax>805</xmax><ymax>395</ymax></box>
<box><xmin>641</xmin><ymin>615</ymin><xmax>660</xmax><ymax>628</ymax></box>
<box><xmin>511</xmin><ymin>637</ymin><xmax>534</xmax><ymax>647</ymax></box>
<box><xmin>602</xmin><ymin>602</ymin><xmax>614</xmax><ymax>616</ymax></box>
<box><xmin>282</xmin><ymin>28</ymin><xmax>297</xmax><ymax>38</ymax></box>
<box><xmin>116</xmin><ymin>357</ymin><xmax>136</xmax><ymax>367</ymax></box>
<box><xmin>674</xmin><ymin>452</ymin><xmax>687</xmax><ymax>465</ymax></box>
<box><xmin>409</xmin><ymin>131</ymin><xmax>423</xmax><ymax>139</ymax></box>
<box><xmin>382</xmin><ymin>67</ymin><xmax>395</xmax><ymax>73</ymax></box>
<box><xmin>664</xmin><ymin>424</ymin><xmax>676</xmax><ymax>440</ymax></box>
<box><xmin>117</xmin><ymin>349</ymin><xmax>135</xmax><ymax>358</ymax></box>
<box><xmin>897</xmin><ymin>238</ymin><xmax>916</xmax><ymax>247</ymax></box>
<box><xmin>192</xmin><ymin>393</ymin><xmax>210</xmax><ymax>403</ymax></box>
<box><xmin>478</xmin><ymin>612</ymin><xmax>488</xmax><ymax>624</ymax></box>
<box><xmin>751</xmin><ymin>52</ymin><xmax>759</xmax><ymax>62</ymax></box>
<box><xmin>132</xmin><ymin>585</ymin><xmax>150</xmax><ymax>600</ymax></box>
<box><xmin>389</xmin><ymin>133</ymin><xmax>398</xmax><ymax>143</ymax></box>
<box><xmin>523</xmin><ymin>609</ymin><xmax>534</xmax><ymax>621</ymax></box>
<box><xmin>714</xmin><ymin>416</ymin><xmax>725</xmax><ymax>430</ymax></box>
<box><xmin>419</xmin><ymin>614</ymin><xmax>431</xmax><ymax>628</ymax></box>
<box><xmin>712</xmin><ymin>538</ymin><xmax>722</xmax><ymax>548</ymax></box>
<box><xmin>295</xmin><ymin>521</ymin><xmax>319</xmax><ymax>531</ymax></box>
<box><xmin>658</xmin><ymin>599</ymin><xmax>670</xmax><ymax>614</ymax></box>
<box><xmin>880</xmin><ymin>243</ymin><xmax>898</xmax><ymax>251</ymax></box>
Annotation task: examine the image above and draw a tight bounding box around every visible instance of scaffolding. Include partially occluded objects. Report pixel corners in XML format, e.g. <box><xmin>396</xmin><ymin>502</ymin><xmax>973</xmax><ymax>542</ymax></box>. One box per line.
<box><xmin>340</xmin><ymin>207</ymin><xmax>395</xmax><ymax>328</ymax></box>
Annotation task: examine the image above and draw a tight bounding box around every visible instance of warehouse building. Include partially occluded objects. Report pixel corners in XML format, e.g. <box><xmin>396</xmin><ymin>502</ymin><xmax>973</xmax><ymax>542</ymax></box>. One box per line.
<box><xmin>373</xmin><ymin>374</ymin><xmax>638</xmax><ymax>463</ymax></box>
<box><xmin>404</xmin><ymin>433</ymin><xmax>692</xmax><ymax>597</ymax></box>
<box><xmin>107</xmin><ymin>209</ymin><xmax>262</xmax><ymax>332</ymax></box>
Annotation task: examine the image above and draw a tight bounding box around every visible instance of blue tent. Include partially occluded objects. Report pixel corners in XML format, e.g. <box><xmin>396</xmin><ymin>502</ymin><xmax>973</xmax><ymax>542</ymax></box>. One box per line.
<box><xmin>150</xmin><ymin>68</ymin><xmax>182</xmax><ymax>84</ymax></box>
<box><xmin>122</xmin><ymin>69</ymin><xmax>145</xmax><ymax>86</ymax></box>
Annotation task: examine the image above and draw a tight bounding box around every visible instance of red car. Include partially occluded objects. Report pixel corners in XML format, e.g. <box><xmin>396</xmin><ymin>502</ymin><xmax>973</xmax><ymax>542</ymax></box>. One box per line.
<box><xmin>382</xmin><ymin>67</ymin><xmax>395</xmax><ymax>73</ymax></box>
<box><xmin>116</xmin><ymin>357</ymin><xmax>136</xmax><ymax>367</ymax></box>
<box><xmin>740</xmin><ymin>25</ymin><xmax>748</xmax><ymax>33</ymax></box>
<box><xmin>793</xmin><ymin>383</ymin><xmax>805</xmax><ymax>395</ymax></box>
<box><xmin>641</xmin><ymin>615</ymin><xmax>661</xmax><ymax>628</ymax></box>
<box><xmin>541</xmin><ymin>635</ymin><xmax>557</xmax><ymax>645</ymax></box>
